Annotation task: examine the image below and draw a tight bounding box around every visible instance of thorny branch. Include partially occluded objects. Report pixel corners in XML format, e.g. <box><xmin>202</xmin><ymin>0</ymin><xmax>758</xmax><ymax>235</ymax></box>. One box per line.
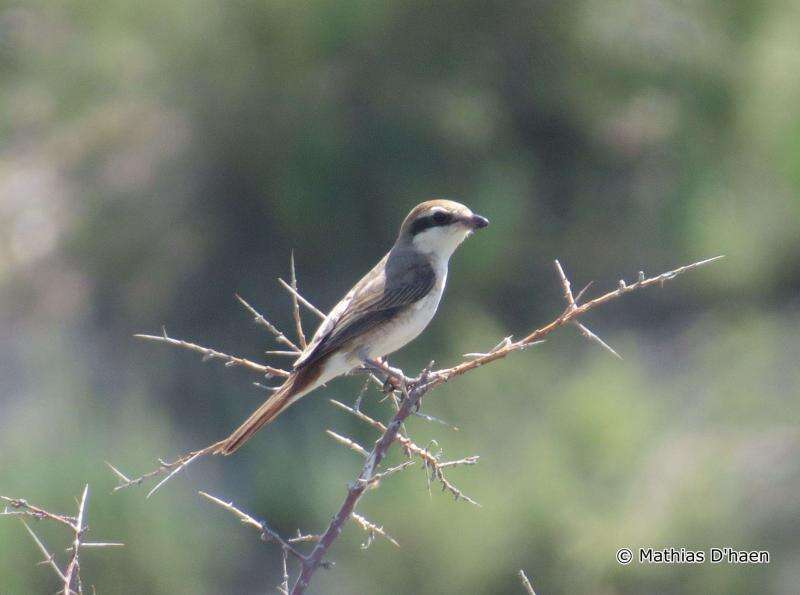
<box><xmin>1</xmin><ymin>496</ymin><xmax>76</xmax><ymax>528</ymax></box>
<box><xmin>111</xmin><ymin>253</ymin><xmax>722</xmax><ymax>594</ymax></box>
<box><xmin>351</xmin><ymin>512</ymin><xmax>400</xmax><ymax>549</ymax></box>
<box><xmin>1</xmin><ymin>486</ymin><xmax>122</xmax><ymax>594</ymax></box>
<box><xmin>327</xmin><ymin>399</ymin><xmax>480</xmax><ymax>505</ymax></box>
<box><xmin>291</xmin><ymin>255</ymin><xmax>723</xmax><ymax>594</ymax></box>
<box><xmin>197</xmin><ymin>492</ymin><xmax>325</xmax><ymax>568</ymax></box>
<box><xmin>62</xmin><ymin>485</ymin><xmax>88</xmax><ymax>595</ymax></box>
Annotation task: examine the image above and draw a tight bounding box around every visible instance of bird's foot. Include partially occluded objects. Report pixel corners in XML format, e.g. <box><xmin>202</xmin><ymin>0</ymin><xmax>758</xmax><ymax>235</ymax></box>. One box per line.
<box><xmin>382</xmin><ymin>376</ymin><xmax>400</xmax><ymax>395</ymax></box>
<box><xmin>365</xmin><ymin>358</ymin><xmax>408</xmax><ymax>396</ymax></box>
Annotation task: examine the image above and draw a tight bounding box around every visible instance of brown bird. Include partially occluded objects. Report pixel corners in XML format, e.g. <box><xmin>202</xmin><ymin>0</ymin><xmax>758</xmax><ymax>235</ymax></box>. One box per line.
<box><xmin>215</xmin><ymin>200</ymin><xmax>489</xmax><ymax>455</ymax></box>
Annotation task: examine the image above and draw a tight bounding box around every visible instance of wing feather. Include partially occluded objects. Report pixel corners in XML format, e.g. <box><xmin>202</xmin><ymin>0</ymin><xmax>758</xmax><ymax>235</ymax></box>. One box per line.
<box><xmin>294</xmin><ymin>251</ymin><xmax>435</xmax><ymax>370</ymax></box>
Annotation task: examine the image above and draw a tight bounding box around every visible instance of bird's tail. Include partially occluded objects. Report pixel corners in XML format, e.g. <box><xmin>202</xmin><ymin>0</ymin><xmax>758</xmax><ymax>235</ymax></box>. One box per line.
<box><xmin>214</xmin><ymin>368</ymin><xmax>315</xmax><ymax>455</ymax></box>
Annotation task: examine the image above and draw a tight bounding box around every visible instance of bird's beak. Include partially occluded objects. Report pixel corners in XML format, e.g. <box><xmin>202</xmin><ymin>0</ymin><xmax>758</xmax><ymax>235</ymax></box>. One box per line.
<box><xmin>469</xmin><ymin>214</ymin><xmax>490</xmax><ymax>230</ymax></box>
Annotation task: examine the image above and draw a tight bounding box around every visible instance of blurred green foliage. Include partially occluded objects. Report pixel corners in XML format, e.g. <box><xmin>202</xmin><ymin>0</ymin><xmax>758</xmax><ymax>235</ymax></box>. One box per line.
<box><xmin>1</xmin><ymin>1</ymin><xmax>799</xmax><ymax>593</ymax></box>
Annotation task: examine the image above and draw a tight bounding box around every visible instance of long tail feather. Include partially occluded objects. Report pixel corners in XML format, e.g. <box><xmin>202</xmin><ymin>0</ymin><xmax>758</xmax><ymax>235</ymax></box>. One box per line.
<box><xmin>215</xmin><ymin>371</ymin><xmax>307</xmax><ymax>455</ymax></box>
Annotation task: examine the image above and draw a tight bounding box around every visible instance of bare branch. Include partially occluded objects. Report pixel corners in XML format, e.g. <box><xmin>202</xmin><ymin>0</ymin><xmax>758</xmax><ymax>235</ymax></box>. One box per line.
<box><xmin>2</xmin><ymin>496</ymin><xmax>76</xmax><ymax>528</ymax></box>
<box><xmin>288</xmin><ymin>531</ymin><xmax>321</xmax><ymax>544</ymax></box>
<box><xmin>554</xmin><ymin>259</ymin><xmax>576</xmax><ymax>307</ymax></box>
<box><xmin>278</xmin><ymin>549</ymin><xmax>290</xmax><ymax>595</ymax></box>
<box><xmin>135</xmin><ymin>330</ymin><xmax>289</xmax><ymax>378</ymax></box>
<box><xmin>128</xmin><ymin>252</ymin><xmax>721</xmax><ymax>595</ymax></box>
<box><xmin>555</xmin><ymin>260</ymin><xmax>621</xmax><ymax>358</ymax></box>
<box><xmin>437</xmin><ymin>456</ymin><xmax>480</xmax><ymax>470</ymax></box>
<box><xmin>360</xmin><ymin>461</ymin><xmax>415</xmax><ymax>485</ymax></box>
<box><xmin>21</xmin><ymin>521</ymin><xmax>67</xmax><ymax>583</ymax></box>
<box><xmin>292</xmin><ymin>255</ymin><xmax>723</xmax><ymax>593</ymax></box>
<box><xmin>235</xmin><ymin>294</ymin><xmax>301</xmax><ymax>353</ymax></box>
<box><xmin>63</xmin><ymin>484</ymin><xmax>88</xmax><ymax>595</ymax></box>
<box><xmin>108</xmin><ymin>440</ymin><xmax>224</xmax><ymax>495</ymax></box>
<box><xmin>325</xmin><ymin>430</ymin><xmax>369</xmax><ymax>458</ymax></box>
<box><xmin>328</xmin><ymin>399</ymin><xmax>478</xmax><ymax>503</ymax></box>
<box><xmin>146</xmin><ymin>451</ymin><xmax>204</xmax><ymax>499</ymax></box>
<box><xmin>197</xmin><ymin>492</ymin><xmax>324</xmax><ymax>567</ymax></box>
<box><xmin>5</xmin><ymin>489</ymin><xmax>121</xmax><ymax>594</ymax></box>
<box><xmin>427</xmin><ymin>256</ymin><xmax>724</xmax><ymax>387</ymax></box>
<box><xmin>67</xmin><ymin>542</ymin><xmax>125</xmax><ymax>550</ymax></box>
<box><xmin>350</xmin><ymin>512</ymin><xmax>399</xmax><ymax>548</ymax></box>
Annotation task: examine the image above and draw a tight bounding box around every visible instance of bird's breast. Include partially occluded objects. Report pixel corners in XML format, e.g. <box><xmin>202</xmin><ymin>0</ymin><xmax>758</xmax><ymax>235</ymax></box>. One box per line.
<box><xmin>361</xmin><ymin>273</ymin><xmax>445</xmax><ymax>359</ymax></box>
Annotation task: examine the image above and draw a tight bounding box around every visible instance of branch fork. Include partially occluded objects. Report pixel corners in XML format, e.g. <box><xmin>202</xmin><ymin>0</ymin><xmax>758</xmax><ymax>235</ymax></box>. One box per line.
<box><xmin>2</xmin><ymin>486</ymin><xmax>122</xmax><ymax>594</ymax></box>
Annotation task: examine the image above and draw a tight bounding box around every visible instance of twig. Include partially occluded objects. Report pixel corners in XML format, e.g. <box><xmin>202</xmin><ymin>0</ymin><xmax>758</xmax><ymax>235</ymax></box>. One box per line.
<box><xmin>328</xmin><ymin>399</ymin><xmax>478</xmax><ymax>503</ymax></box>
<box><xmin>362</xmin><ymin>460</ymin><xmax>415</xmax><ymax>485</ymax></box>
<box><xmin>555</xmin><ymin>260</ymin><xmax>621</xmax><ymax>359</ymax></box>
<box><xmin>67</xmin><ymin>542</ymin><xmax>125</xmax><ymax>550</ymax></box>
<box><xmin>5</xmin><ymin>489</ymin><xmax>121</xmax><ymax>594</ymax></box>
<box><xmin>135</xmin><ymin>329</ymin><xmax>289</xmax><ymax>378</ymax></box>
<box><xmin>288</xmin><ymin>531</ymin><xmax>320</xmax><ymax>544</ymax></box>
<box><xmin>325</xmin><ymin>430</ymin><xmax>369</xmax><ymax>458</ymax></box>
<box><xmin>425</xmin><ymin>256</ymin><xmax>724</xmax><ymax>388</ymax></box>
<box><xmin>63</xmin><ymin>484</ymin><xmax>88</xmax><ymax>595</ymax></box>
<box><xmin>265</xmin><ymin>350</ymin><xmax>301</xmax><ymax>357</ymax></box>
<box><xmin>146</xmin><ymin>451</ymin><xmax>203</xmax><ymax>499</ymax></box>
<box><xmin>127</xmin><ymin>252</ymin><xmax>721</xmax><ymax>594</ymax></box>
<box><xmin>2</xmin><ymin>496</ymin><xmax>76</xmax><ymax>528</ymax></box>
<box><xmin>518</xmin><ymin>569</ymin><xmax>536</xmax><ymax>595</ymax></box>
<box><xmin>235</xmin><ymin>294</ymin><xmax>301</xmax><ymax>352</ymax></box>
<box><xmin>108</xmin><ymin>440</ymin><xmax>222</xmax><ymax>496</ymax></box>
<box><xmin>291</xmin><ymin>255</ymin><xmax>723</xmax><ymax>593</ymax></box>
<box><xmin>21</xmin><ymin>521</ymin><xmax>67</xmax><ymax>583</ymax></box>
<box><xmin>350</xmin><ymin>512</ymin><xmax>399</xmax><ymax>548</ymax></box>
<box><xmin>278</xmin><ymin>549</ymin><xmax>290</xmax><ymax>595</ymax></box>
<box><xmin>197</xmin><ymin>492</ymin><xmax>326</xmax><ymax>567</ymax></box>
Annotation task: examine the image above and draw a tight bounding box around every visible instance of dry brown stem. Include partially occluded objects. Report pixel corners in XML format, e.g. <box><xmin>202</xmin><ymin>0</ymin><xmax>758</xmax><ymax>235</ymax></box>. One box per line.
<box><xmin>116</xmin><ymin>253</ymin><xmax>721</xmax><ymax>594</ymax></box>
<box><xmin>198</xmin><ymin>491</ymin><xmax>327</xmax><ymax>569</ymax></box>
<box><xmin>2</xmin><ymin>486</ymin><xmax>122</xmax><ymax>594</ymax></box>
<box><xmin>292</xmin><ymin>255</ymin><xmax>722</xmax><ymax>593</ymax></box>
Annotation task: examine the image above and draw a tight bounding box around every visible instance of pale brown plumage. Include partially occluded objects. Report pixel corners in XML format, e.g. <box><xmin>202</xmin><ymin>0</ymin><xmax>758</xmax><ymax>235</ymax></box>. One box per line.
<box><xmin>215</xmin><ymin>200</ymin><xmax>488</xmax><ymax>455</ymax></box>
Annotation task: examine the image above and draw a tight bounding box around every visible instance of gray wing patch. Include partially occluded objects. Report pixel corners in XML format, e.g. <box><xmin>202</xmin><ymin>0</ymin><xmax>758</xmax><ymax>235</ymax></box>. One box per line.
<box><xmin>295</xmin><ymin>254</ymin><xmax>435</xmax><ymax>370</ymax></box>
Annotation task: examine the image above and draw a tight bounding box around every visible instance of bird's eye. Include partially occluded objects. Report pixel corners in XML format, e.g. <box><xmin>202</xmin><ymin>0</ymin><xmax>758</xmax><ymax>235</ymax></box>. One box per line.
<box><xmin>432</xmin><ymin>211</ymin><xmax>449</xmax><ymax>225</ymax></box>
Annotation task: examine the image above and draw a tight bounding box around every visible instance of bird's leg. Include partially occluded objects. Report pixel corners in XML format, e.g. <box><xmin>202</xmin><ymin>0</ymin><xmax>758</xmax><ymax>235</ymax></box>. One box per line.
<box><xmin>364</xmin><ymin>357</ymin><xmax>408</xmax><ymax>397</ymax></box>
<box><xmin>409</xmin><ymin>360</ymin><xmax>436</xmax><ymax>412</ymax></box>
<box><xmin>378</xmin><ymin>358</ymin><xmax>401</xmax><ymax>394</ymax></box>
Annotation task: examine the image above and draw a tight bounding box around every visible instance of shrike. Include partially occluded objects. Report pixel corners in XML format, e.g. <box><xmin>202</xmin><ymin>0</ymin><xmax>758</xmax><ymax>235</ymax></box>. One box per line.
<box><xmin>216</xmin><ymin>200</ymin><xmax>489</xmax><ymax>454</ymax></box>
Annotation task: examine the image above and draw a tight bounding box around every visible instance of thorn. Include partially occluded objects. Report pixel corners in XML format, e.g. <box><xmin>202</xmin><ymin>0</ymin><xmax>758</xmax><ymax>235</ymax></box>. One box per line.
<box><xmin>105</xmin><ymin>462</ymin><xmax>131</xmax><ymax>484</ymax></box>
<box><xmin>574</xmin><ymin>281</ymin><xmax>594</xmax><ymax>304</ymax></box>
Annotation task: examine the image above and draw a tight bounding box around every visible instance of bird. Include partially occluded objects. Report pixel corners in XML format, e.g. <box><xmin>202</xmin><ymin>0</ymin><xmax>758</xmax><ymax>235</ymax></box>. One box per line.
<box><xmin>215</xmin><ymin>200</ymin><xmax>489</xmax><ymax>455</ymax></box>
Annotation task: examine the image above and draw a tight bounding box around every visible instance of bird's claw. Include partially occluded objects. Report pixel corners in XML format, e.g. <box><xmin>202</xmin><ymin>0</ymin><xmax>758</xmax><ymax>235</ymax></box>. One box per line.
<box><xmin>381</xmin><ymin>376</ymin><xmax>400</xmax><ymax>395</ymax></box>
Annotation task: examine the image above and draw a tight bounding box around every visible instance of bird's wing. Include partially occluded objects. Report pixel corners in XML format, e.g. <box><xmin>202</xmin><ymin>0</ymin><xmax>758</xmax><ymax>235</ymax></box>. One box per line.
<box><xmin>294</xmin><ymin>252</ymin><xmax>435</xmax><ymax>370</ymax></box>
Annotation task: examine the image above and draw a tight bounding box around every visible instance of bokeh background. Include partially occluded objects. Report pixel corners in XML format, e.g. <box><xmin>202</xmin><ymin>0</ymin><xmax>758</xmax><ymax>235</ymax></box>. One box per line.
<box><xmin>2</xmin><ymin>1</ymin><xmax>799</xmax><ymax>593</ymax></box>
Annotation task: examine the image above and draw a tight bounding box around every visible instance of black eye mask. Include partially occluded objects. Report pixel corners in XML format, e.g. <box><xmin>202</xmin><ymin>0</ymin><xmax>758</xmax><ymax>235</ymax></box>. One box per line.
<box><xmin>410</xmin><ymin>211</ymin><xmax>453</xmax><ymax>236</ymax></box>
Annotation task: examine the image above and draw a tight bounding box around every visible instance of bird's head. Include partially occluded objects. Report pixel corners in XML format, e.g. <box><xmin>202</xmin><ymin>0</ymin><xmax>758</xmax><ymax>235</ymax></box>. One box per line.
<box><xmin>398</xmin><ymin>199</ymin><xmax>489</xmax><ymax>259</ymax></box>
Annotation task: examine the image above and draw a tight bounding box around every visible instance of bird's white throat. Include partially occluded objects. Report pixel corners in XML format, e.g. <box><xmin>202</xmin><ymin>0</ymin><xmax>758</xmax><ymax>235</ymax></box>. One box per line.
<box><xmin>411</xmin><ymin>224</ymin><xmax>472</xmax><ymax>261</ymax></box>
